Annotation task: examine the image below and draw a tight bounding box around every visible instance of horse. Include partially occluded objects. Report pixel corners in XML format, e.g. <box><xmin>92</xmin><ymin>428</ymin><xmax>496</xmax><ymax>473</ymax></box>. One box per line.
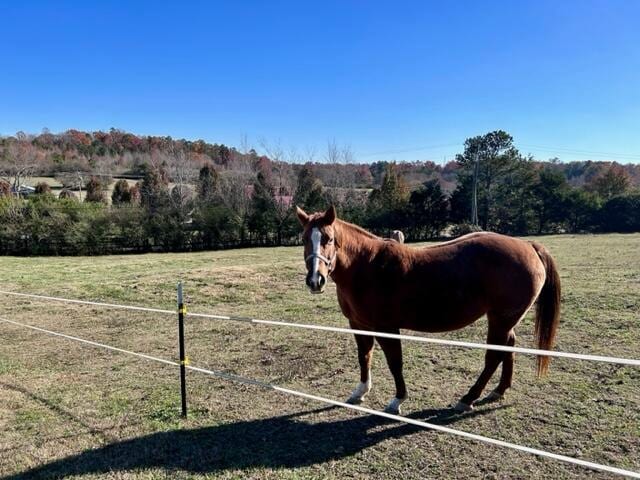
<box><xmin>296</xmin><ymin>205</ymin><xmax>561</xmax><ymax>414</ymax></box>
<box><xmin>390</xmin><ymin>230</ymin><xmax>405</xmax><ymax>243</ymax></box>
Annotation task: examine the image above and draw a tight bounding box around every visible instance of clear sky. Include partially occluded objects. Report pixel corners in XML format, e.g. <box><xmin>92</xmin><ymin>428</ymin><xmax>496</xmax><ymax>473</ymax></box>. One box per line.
<box><xmin>1</xmin><ymin>1</ymin><xmax>639</xmax><ymax>163</ymax></box>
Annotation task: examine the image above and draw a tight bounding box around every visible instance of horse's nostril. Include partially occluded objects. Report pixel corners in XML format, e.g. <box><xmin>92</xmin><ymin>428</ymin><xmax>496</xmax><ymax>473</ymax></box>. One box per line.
<box><xmin>318</xmin><ymin>275</ymin><xmax>326</xmax><ymax>287</ymax></box>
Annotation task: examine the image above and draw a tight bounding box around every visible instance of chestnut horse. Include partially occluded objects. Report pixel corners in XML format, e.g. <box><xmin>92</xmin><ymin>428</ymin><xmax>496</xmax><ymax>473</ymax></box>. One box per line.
<box><xmin>296</xmin><ymin>206</ymin><xmax>561</xmax><ymax>414</ymax></box>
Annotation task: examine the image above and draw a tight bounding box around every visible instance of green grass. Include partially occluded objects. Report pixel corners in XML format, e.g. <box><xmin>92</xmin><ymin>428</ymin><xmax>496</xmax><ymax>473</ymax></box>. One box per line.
<box><xmin>0</xmin><ymin>234</ymin><xmax>638</xmax><ymax>479</ymax></box>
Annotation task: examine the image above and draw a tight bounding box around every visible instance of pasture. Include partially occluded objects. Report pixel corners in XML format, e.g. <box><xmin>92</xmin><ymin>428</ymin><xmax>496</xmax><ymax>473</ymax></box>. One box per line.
<box><xmin>0</xmin><ymin>233</ymin><xmax>638</xmax><ymax>479</ymax></box>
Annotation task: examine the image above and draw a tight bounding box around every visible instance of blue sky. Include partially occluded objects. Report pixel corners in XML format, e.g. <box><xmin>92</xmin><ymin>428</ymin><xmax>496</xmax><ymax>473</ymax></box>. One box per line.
<box><xmin>1</xmin><ymin>1</ymin><xmax>639</xmax><ymax>163</ymax></box>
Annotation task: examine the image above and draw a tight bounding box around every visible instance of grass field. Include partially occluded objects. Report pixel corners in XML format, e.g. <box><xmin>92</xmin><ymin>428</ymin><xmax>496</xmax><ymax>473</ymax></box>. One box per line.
<box><xmin>0</xmin><ymin>234</ymin><xmax>638</xmax><ymax>479</ymax></box>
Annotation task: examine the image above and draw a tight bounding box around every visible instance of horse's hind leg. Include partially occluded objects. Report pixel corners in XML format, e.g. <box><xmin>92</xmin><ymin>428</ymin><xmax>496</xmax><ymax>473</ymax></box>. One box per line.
<box><xmin>488</xmin><ymin>330</ymin><xmax>516</xmax><ymax>400</ymax></box>
<box><xmin>376</xmin><ymin>334</ymin><xmax>408</xmax><ymax>415</ymax></box>
<box><xmin>455</xmin><ymin>326</ymin><xmax>512</xmax><ymax>412</ymax></box>
<box><xmin>346</xmin><ymin>334</ymin><xmax>375</xmax><ymax>404</ymax></box>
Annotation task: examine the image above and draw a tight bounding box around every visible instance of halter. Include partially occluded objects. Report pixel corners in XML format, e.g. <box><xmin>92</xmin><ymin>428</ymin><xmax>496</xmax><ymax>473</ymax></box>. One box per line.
<box><xmin>305</xmin><ymin>251</ymin><xmax>338</xmax><ymax>274</ymax></box>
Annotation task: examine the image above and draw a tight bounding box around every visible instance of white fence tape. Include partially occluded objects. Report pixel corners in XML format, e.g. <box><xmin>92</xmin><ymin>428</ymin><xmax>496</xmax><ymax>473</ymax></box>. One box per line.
<box><xmin>1</xmin><ymin>290</ymin><xmax>638</xmax><ymax>367</ymax></box>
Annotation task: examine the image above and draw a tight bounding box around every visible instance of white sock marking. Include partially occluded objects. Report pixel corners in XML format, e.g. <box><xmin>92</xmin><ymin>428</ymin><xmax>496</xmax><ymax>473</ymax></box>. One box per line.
<box><xmin>348</xmin><ymin>371</ymin><xmax>372</xmax><ymax>402</ymax></box>
<box><xmin>385</xmin><ymin>396</ymin><xmax>407</xmax><ymax>414</ymax></box>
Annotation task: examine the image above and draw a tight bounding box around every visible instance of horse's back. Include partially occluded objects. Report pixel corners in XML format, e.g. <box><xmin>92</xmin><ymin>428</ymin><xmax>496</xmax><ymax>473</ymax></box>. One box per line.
<box><xmin>419</xmin><ymin>232</ymin><xmax>546</xmax><ymax>296</ymax></box>
<box><xmin>357</xmin><ymin>232</ymin><xmax>547</xmax><ymax>331</ymax></box>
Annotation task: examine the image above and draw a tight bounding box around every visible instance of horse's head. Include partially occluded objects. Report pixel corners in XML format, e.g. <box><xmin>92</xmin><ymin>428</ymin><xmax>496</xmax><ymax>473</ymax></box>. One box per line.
<box><xmin>296</xmin><ymin>205</ymin><xmax>338</xmax><ymax>294</ymax></box>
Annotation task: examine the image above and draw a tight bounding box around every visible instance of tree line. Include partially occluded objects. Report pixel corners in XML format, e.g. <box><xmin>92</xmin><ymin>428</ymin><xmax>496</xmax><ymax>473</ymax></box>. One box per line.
<box><xmin>0</xmin><ymin>130</ymin><xmax>639</xmax><ymax>256</ymax></box>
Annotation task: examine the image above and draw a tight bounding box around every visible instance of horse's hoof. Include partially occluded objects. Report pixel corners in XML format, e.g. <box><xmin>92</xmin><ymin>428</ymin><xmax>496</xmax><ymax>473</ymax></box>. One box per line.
<box><xmin>346</xmin><ymin>396</ymin><xmax>364</xmax><ymax>405</ymax></box>
<box><xmin>383</xmin><ymin>404</ymin><xmax>401</xmax><ymax>415</ymax></box>
<box><xmin>453</xmin><ymin>401</ymin><xmax>473</xmax><ymax>413</ymax></box>
<box><xmin>383</xmin><ymin>397</ymin><xmax>406</xmax><ymax>415</ymax></box>
<box><xmin>484</xmin><ymin>390</ymin><xmax>503</xmax><ymax>402</ymax></box>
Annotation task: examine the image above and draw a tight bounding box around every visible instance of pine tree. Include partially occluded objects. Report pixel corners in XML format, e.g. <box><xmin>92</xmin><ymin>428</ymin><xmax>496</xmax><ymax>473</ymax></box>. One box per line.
<box><xmin>112</xmin><ymin>179</ymin><xmax>132</xmax><ymax>204</ymax></box>
<box><xmin>34</xmin><ymin>182</ymin><xmax>52</xmax><ymax>195</ymax></box>
<box><xmin>453</xmin><ymin>131</ymin><xmax>529</xmax><ymax>231</ymax></box>
<box><xmin>379</xmin><ymin>162</ymin><xmax>409</xmax><ymax>208</ymax></box>
<box><xmin>407</xmin><ymin>180</ymin><xmax>449</xmax><ymax>239</ymax></box>
<box><xmin>367</xmin><ymin>163</ymin><xmax>409</xmax><ymax>232</ymax></box>
<box><xmin>532</xmin><ymin>168</ymin><xmax>569</xmax><ymax>233</ymax></box>
<box><xmin>85</xmin><ymin>176</ymin><xmax>106</xmax><ymax>203</ymax></box>
<box><xmin>294</xmin><ymin>164</ymin><xmax>325</xmax><ymax>212</ymax></box>
<box><xmin>197</xmin><ymin>164</ymin><xmax>219</xmax><ymax>201</ymax></box>
<box><xmin>248</xmin><ymin>172</ymin><xmax>277</xmax><ymax>243</ymax></box>
<box><xmin>139</xmin><ymin>164</ymin><xmax>169</xmax><ymax>211</ymax></box>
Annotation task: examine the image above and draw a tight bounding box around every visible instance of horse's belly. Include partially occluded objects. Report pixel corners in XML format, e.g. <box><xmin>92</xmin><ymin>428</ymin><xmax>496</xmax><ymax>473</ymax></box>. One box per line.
<box><xmin>350</xmin><ymin>287</ymin><xmax>487</xmax><ymax>333</ymax></box>
<box><xmin>395</xmin><ymin>299</ymin><xmax>486</xmax><ymax>333</ymax></box>
<box><xmin>401</xmin><ymin>313</ymin><xmax>480</xmax><ymax>333</ymax></box>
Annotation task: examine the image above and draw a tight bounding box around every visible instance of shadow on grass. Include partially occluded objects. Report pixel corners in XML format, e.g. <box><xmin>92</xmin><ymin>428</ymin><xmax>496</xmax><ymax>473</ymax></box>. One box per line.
<box><xmin>3</xmin><ymin>402</ymin><xmax>507</xmax><ymax>479</ymax></box>
<box><xmin>0</xmin><ymin>382</ymin><xmax>123</xmax><ymax>448</ymax></box>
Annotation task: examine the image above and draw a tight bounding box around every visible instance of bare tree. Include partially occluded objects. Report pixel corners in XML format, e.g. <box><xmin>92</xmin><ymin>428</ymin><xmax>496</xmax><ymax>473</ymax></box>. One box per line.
<box><xmin>340</xmin><ymin>143</ymin><xmax>355</xmax><ymax>187</ymax></box>
<box><xmin>323</xmin><ymin>138</ymin><xmax>355</xmax><ymax>192</ymax></box>
<box><xmin>287</xmin><ymin>145</ymin><xmax>302</xmax><ymax>164</ymax></box>
<box><xmin>219</xmin><ymin>171</ymin><xmax>253</xmax><ymax>243</ymax></box>
<box><xmin>224</xmin><ymin>133</ymin><xmax>256</xmax><ymax>173</ymax></box>
<box><xmin>240</xmin><ymin>133</ymin><xmax>252</xmax><ymax>156</ymax></box>
<box><xmin>0</xmin><ymin>139</ymin><xmax>37</xmax><ymax>196</ymax></box>
<box><xmin>260</xmin><ymin>138</ymin><xmax>296</xmax><ymax>244</ymax></box>
<box><xmin>304</xmin><ymin>145</ymin><xmax>317</xmax><ymax>164</ymax></box>
<box><xmin>325</xmin><ymin>138</ymin><xmax>341</xmax><ymax>188</ymax></box>
<box><xmin>164</xmin><ymin>144</ymin><xmax>196</xmax><ymax>216</ymax></box>
<box><xmin>341</xmin><ymin>143</ymin><xmax>354</xmax><ymax>164</ymax></box>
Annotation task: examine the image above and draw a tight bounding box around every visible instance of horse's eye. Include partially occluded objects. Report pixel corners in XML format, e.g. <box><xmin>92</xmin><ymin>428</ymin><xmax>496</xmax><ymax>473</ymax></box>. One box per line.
<box><xmin>327</xmin><ymin>238</ymin><xmax>334</xmax><ymax>245</ymax></box>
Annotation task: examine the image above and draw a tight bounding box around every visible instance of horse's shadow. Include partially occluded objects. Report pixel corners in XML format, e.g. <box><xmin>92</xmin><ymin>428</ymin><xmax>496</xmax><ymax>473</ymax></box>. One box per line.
<box><xmin>3</xmin><ymin>401</ymin><xmax>507</xmax><ymax>479</ymax></box>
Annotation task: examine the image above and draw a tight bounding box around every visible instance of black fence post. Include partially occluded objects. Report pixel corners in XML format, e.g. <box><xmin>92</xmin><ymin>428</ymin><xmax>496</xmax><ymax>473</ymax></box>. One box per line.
<box><xmin>177</xmin><ymin>281</ymin><xmax>188</xmax><ymax>418</ymax></box>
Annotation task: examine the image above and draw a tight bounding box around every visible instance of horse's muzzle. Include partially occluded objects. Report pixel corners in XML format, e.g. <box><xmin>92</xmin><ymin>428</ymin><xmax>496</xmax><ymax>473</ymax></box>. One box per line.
<box><xmin>306</xmin><ymin>272</ymin><xmax>326</xmax><ymax>294</ymax></box>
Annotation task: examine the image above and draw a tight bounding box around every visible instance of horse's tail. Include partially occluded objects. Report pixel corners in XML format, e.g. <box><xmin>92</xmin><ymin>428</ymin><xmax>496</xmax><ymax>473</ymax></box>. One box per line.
<box><xmin>532</xmin><ymin>243</ymin><xmax>561</xmax><ymax>377</ymax></box>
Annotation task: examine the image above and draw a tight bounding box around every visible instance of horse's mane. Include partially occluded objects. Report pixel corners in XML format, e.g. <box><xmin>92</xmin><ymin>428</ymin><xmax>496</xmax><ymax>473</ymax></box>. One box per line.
<box><xmin>420</xmin><ymin>231</ymin><xmax>494</xmax><ymax>250</ymax></box>
<box><xmin>336</xmin><ymin>219</ymin><xmax>381</xmax><ymax>241</ymax></box>
<box><xmin>337</xmin><ymin>220</ymin><xmax>494</xmax><ymax>255</ymax></box>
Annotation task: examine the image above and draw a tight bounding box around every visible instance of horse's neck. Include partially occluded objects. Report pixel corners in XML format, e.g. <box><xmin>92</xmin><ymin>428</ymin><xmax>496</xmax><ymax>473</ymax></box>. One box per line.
<box><xmin>332</xmin><ymin>220</ymin><xmax>380</xmax><ymax>281</ymax></box>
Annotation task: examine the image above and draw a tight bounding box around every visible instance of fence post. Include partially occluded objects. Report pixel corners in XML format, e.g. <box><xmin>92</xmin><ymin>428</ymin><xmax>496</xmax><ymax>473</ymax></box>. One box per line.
<box><xmin>177</xmin><ymin>281</ymin><xmax>188</xmax><ymax>418</ymax></box>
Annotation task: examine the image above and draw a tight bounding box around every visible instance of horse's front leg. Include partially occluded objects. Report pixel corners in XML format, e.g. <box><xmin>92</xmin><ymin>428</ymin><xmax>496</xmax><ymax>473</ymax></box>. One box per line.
<box><xmin>376</xmin><ymin>335</ymin><xmax>408</xmax><ymax>415</ymax></box>
<box><xmin>346</xmin><ymin>333</ymin><xmax>375</xmax><ymax>404</ymax></box>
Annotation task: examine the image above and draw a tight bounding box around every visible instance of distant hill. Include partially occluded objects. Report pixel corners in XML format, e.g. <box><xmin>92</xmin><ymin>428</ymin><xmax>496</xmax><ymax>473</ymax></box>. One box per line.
<box><xmin>1</xmin><ymin>129</ymin><xmax>639</xmax><ymax>191</ymax></box>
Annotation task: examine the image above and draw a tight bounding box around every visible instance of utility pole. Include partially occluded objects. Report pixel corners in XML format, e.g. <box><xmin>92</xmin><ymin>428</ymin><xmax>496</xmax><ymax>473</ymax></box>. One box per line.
<box><xmin>76</xmin><ymin>171</ymin><xmax>83</xmax><ymax>201</ymax></box>
<box><xmin>471</xmin><ymin>151</ymin><xmax>479</xmax><ymax>226</ymax></box>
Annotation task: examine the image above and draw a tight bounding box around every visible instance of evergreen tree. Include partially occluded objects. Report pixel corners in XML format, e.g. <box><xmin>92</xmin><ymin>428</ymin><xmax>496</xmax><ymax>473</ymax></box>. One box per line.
<box><xmin>34</xmin><ymin>182</ymin><xmax>52</xmax><ymax>195</ymax></box>
<box><xmin>197</xmin><ymin>164</ymin><xmax>219</xmax><ymax>201</ymax></box>
<box><xmin>111</xmin><ymin>179</ymin><xmax>132</xmax><ymax>204</ymax></box>
<box><xmin>491</xmin><ymin>158</ymin><xmax>538</xmax><ymax>234</ymax></box>
<box><xmin>598</xmin><ymin>193</ymin><xmax>640</xmax><ymax>232</ymax></box>
<box><xmin>407</xmin><ymin>180</ymin><xmax>449</xmax><ymax>239</ymax></box>
<box><xmin>454</xmin><ymin>130</ymin><xmax>522</xmax><ymax>230</ymax></box>
<box><xmin>564</xmin><ymin>188</ymin><xmax>599</xmax><ymax>233</ymax></box>
<box><xmin>139</xmin><ymin>164</ymin><xmax>169</xmax><ymax>212</ymax></box>
<box><xmin>85</xmin><ymin>176</ymin><xmax>106</xmax><ymax>203</ymax></box>
<box><xmin>294</xmin><ymin>164</ymin><xmax>325</xmax><ymax>212</ymax></box>
<box><xmin>448</xmin><ymin>177</ymin><xmax>473</xmax><ymax>224</ymax></box>
<box><xmin>248</xmin><ymin>172</ymin><xmax>277</xmax><ymax>243</ymax></box>
<box><xmin>367</xmin><ymin>163</ymin><xmax>409</xmax><ymax>233</ymax></box>
<box><xmin>532</xmin><ymin>168</ymin><xmax>569</xmax><ymax>233</ymax></box>
<box><xmin>378</xmin><ymin>162</ymin><xmax>409</xmax><ymax>208</ymax></box>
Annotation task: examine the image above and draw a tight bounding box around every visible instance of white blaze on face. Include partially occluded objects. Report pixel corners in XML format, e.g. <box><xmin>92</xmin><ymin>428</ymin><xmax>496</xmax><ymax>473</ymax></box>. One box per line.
<box><xmin>310</xmin><ymin>227</ymin><xmax>322</xmax><ymax>284</ymax></box>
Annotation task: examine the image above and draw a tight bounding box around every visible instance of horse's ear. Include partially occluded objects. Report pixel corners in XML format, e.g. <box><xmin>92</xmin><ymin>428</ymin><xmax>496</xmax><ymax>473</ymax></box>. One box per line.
<box><xmin>296</xmin><ymin>206</ymin><xmax>309</xmax><ymax>226</ymax></box>
<box><xmin>324</xmin><ymin>205</ymin><xmax>336</xmax><ymax>224</ymax></box>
